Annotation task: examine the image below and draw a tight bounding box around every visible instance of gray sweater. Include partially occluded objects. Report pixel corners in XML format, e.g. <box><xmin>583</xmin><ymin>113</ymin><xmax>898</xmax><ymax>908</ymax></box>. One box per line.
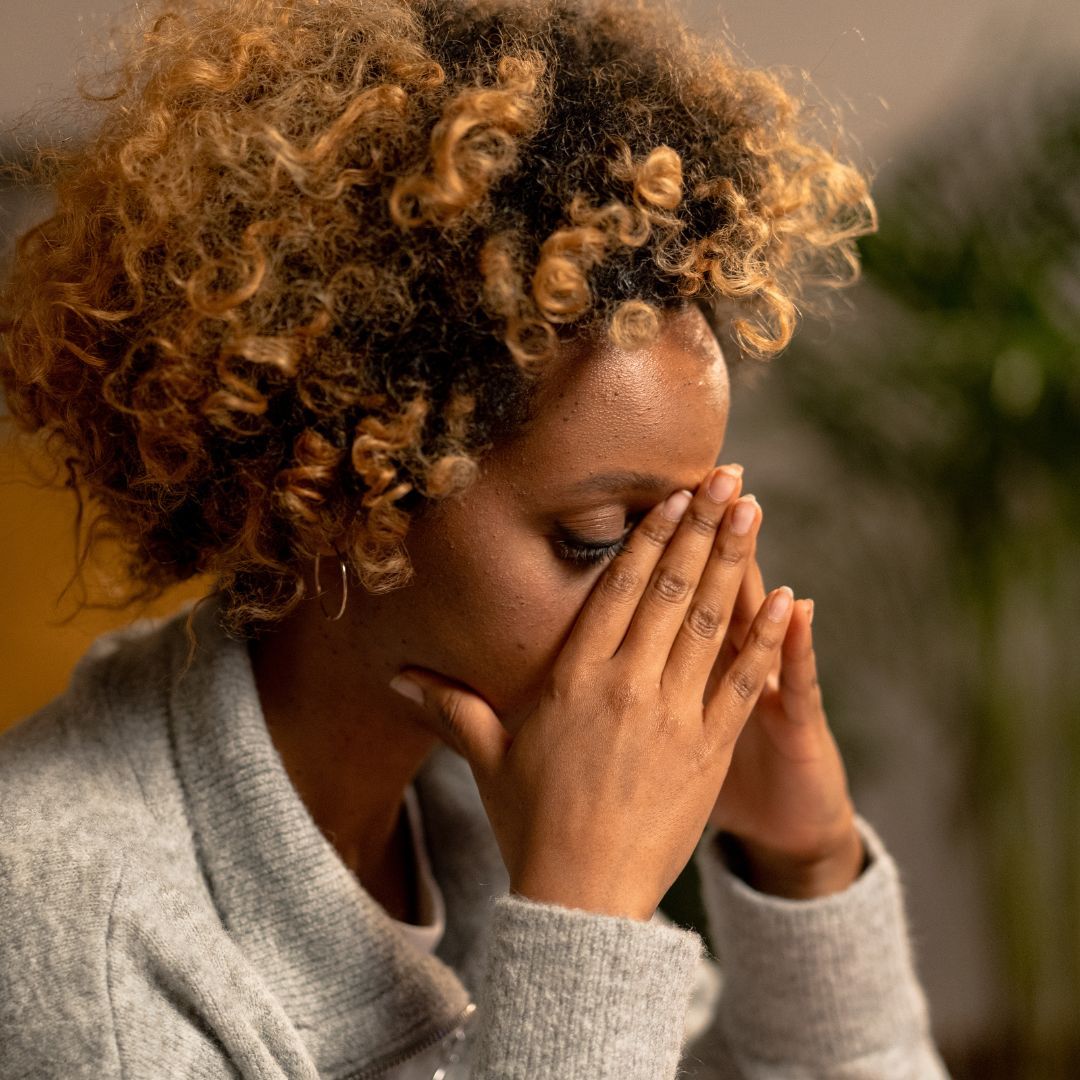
<box><xmin>0</xmin><ymin>597</ymin><xmax>949</xmax><ymax>1079</ymax></box>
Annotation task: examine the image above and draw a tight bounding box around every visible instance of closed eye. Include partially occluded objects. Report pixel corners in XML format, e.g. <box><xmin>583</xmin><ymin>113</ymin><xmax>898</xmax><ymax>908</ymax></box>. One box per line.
<box><xmin>554</xmin><ymin>511</ymin><xmax>645</xmax><ymax>567</ymax></box>
<box><xmin>555</xmin><ymin>533</ymin><xmax>631</xmax><ymax>566</ymax></box>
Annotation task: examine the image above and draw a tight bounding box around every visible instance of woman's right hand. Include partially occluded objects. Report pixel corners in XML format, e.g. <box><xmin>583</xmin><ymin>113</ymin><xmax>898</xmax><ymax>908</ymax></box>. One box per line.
<box><xmin>390</xmin><ymin>465</ymin><xmax>794</xmax><ymax>921</ymax></box>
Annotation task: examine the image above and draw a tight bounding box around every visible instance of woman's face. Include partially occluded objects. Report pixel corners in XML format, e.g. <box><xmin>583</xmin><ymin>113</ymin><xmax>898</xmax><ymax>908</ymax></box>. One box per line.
<box><xmin>357</xmin><ymin>305</ymin><xmax>731</xmax><ymax>735</ymax></box>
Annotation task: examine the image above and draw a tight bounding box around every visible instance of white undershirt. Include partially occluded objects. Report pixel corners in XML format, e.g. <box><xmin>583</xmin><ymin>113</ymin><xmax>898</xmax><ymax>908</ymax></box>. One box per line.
<box><xmin>387</xmin><ymin>784</ymin><xmax>446</xmax><ymax>955</ymax></box>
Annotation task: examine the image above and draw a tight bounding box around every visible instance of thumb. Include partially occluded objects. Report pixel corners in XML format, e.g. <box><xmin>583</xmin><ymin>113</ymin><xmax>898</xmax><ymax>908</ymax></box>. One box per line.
<box><xmin>389</xmin><ymin>669</ymin><xmax>509</xmax><ymax>777</ymax></box>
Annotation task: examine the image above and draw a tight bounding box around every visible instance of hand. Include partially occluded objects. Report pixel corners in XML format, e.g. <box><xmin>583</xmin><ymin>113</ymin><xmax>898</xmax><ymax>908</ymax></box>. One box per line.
<box><xmin>390</xmin><ymin>465</ymin><xmax>794</xmax><ymax>921</ymax></box>
<box><xmin>707</xmin><ymin>541</ymin><xmax>865</xmax><ymax>899</ymax></box>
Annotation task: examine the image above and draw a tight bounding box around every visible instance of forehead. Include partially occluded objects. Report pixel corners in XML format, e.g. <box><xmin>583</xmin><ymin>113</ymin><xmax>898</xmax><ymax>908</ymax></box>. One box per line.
<box><xmin>495</xmin><ymin>306</ymin><xmax>730</xmax><ymax>495</ymax></box>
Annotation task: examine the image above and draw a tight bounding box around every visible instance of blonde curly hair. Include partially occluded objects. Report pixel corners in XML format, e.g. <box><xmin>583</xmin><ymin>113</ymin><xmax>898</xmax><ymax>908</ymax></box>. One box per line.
<box><xmin>0</xmin><ymin>0</ymin><xmax>875</xmax><ymax>638</ymax></box>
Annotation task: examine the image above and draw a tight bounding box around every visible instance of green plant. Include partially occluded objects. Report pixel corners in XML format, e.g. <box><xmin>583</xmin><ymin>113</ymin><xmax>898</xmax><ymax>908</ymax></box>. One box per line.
<box><xmin>779</xmin><ymin>71</ymin><xmax>1080</xmax><ymax>1077</ymax></box>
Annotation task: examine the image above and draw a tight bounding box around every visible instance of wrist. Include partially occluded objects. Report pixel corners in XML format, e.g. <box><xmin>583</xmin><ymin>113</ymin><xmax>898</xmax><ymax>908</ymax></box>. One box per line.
<box><xmin>715</xmin><ymin>824</ymin><xmax>868</xmax><ymax>900</ymax></box>
<box><xmin>509</xmin><ymin>875</ymin><xmax>656</xmax><ymax>922</ymax></box>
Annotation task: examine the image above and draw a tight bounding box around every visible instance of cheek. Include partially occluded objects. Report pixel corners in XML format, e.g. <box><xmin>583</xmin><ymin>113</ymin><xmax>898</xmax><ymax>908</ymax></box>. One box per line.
<box><xmin>431</xmin><ymin>540</ymin><xmax>594</xmax><ymax>723</ymax></box>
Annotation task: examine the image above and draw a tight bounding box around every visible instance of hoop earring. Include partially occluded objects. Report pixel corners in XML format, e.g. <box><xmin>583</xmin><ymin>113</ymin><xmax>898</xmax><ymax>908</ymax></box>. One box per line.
<box><xmin>313</xmin><ymin>551</ymin><xmax>349</xmax><ymax>622</ymax></box>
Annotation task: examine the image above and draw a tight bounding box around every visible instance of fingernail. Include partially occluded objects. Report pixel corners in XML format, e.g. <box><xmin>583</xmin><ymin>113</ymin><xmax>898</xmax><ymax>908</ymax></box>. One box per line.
<box><xmin>767</xmin><ymin>586</ymin><xmax>793</xmax><ymax>621</ymax></box>
<box><xmin>390</xmin><ymin>675</ymin><xmax>424</xmax><ymax>706</ymax></box>
<box><xmin>806</xmin><ymin>599</ymin><xmax>815</xmax><ymax>625</ymax></box>
<box><xmin>707</xmin><ymin>467</ymin><xmax>739</xmax><ymax>503</ymax></box>
<box><xmin>661</xmin><ymin>489</ymin><xmax>694</xmax><ymax>521</ymax></box>
<box><xmin>727</xmin><ymin>463</ymin><xmax>744</xmax><ymax>476</ymax></box>
<box><xmin>730</xmin><ymin>496</ymin><xmax>758</xmax><ymax>535</ymax></box>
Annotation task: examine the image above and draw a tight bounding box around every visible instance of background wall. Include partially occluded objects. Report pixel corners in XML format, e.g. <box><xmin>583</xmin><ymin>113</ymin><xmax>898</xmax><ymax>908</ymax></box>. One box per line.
<box><xmin>3</xmin><ymin>2</ymin><xmax>1078</xmax><ymax>1075</ymax></box>
<box><xmin>4</xmin><ymin>0</ymin><xmax>1080</xmax><ymax>156</ymax></box>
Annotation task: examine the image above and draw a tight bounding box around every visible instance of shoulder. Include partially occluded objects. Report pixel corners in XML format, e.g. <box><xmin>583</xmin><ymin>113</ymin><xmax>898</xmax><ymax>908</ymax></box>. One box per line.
<box><xmin>0</xmin><ymin>604</ymin><xmax>201</xmax><ymax>919</ymax></box>
<box><xmin>0</xmin><ymin>670</ymin><xmax>133</xmax><ymax>1077</ymax></box>
<box><xmin>0</xmin><ymin>606</ymin><xmax>216</xmax><ymax>1073</ymax></box>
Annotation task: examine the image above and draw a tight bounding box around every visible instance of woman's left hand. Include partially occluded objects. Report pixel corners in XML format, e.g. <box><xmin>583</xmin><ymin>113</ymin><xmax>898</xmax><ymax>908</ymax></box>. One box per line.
<box><xmin>705</xmin><ymin>547</ymin><xmax>866</xmax><ymax>899</ymax></box>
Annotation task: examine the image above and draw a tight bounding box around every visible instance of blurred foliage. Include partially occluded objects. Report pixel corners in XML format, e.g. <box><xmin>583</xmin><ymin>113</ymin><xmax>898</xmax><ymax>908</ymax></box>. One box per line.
<box><xmin>779</xmin><ymin>75</ymin><xmax>1080</xmax><ymax>1076</ymax></box>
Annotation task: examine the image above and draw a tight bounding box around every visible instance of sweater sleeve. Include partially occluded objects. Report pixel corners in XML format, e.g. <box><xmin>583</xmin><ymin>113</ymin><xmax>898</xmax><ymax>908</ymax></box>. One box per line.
<box><xmin>679</xmin><ymin>815</ymin><xmax>952</xmax><ymax>1079</ymax></box>
<box><xmin>468</xmin><ymin>892</ymin><xmax>705</xmax><ymax>1079</ymax></box>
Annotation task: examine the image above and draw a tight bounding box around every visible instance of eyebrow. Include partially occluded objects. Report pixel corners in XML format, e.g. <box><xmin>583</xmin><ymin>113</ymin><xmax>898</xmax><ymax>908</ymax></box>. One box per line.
<box><xmin>564</xmin><ymin>470</ymin><xmax>681</xmax><ymax>495</ymax></box>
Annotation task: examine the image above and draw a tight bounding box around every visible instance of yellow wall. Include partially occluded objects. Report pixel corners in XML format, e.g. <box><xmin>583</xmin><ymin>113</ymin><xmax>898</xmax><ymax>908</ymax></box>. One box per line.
<box><xmin>0</xmin><ymin>434</ymin><xmax>209</xmax><ymax>734</ymax></box>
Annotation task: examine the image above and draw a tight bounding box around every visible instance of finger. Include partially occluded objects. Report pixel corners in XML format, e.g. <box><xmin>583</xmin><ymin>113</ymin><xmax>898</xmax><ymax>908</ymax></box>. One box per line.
<box><xmin>719</xmin><ymin>547</ymin><xmax>785</xmax><ymax>697</ymax></box>
<box><xmin>389</xmin><ymin>670</ymin><xmax>511</xmax><ymax>779</ymax></box>
<box><xmin>555</xmin><ymin>487</ymin><xmax>695</xmax><ymax>669</ymax></box>
<box><xmin>613</xmin><ymin>468</ymin><xmax>747</xmax><ymax>678</ymax></box>
<box><xmin>661</xmin><ymin>493</ymin><xmax>762</xmax><ymax>691</ymax></box>
<box><xmin>705</xmin><ymin>585</ymin><xmax>794</xmax><ymax>746</ymax></box>
<box><xmin>714</xmin><ymin>533</ymin><xmax>764</xmax><ymax>673</ymax></box>
<box><xmin>751</xmin><ymin>553</ymin><xmax>784</xmax><ymax>690</ymax></box>
<box><xmin>778</xmin><ymin>599</ymin><xmax>825</xmax><ymax>724</ymax></box>
<box><xmin>733</xmin><ymin>544</ymin><xmax>767</xmax><ymax>649</ymax></box>
<box><xmin>557</xmin><ymin>466</ymin><xmax>743</xmax><ymax>673</ymax></box>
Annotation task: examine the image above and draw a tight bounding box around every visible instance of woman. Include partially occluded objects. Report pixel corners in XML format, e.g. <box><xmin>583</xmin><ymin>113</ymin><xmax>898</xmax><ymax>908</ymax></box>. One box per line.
<box><xmin>0</xmin><ymin>0</ymin><xmax>950</xmax><ymax>1076</ymax></box>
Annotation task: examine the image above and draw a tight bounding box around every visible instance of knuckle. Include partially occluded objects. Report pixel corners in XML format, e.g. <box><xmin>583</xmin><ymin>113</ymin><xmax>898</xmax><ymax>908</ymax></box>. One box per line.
<box><xmin>441</xmin><ymin>692</ymin><xmax>470</xmax><ymax>746</ymax></box>
<box><xmin>685</xmin><ymin>601</ymin><xmax>723</xmax><ymax>640</ymax></box>
<box><xmin>549</xmin><ymin>665</ymin><xmax>586</xmax><ymax>703</ymax></box>
<box><xmin>601</xmin><ymin>676</ymin><xmax>642</xmax><ymax>715</ymax></box>
<box><xmin>683</xmin><ymin>506</ymin><xmax>720</xmax><ymax>537</ymax></box>
<box><xmin>637</xmin><ymin>519</ymin><xmax>672</xmax><ymax>548</ymax></box>
<box><xmin>651</xmin><ymin>704</ymin><xmax>680</xmax><ymax>740</ymax></box>
<box><xmin>691</xmin><ymin>734</ymin><xmax>719</xmax><ymax>773</ymax></box>
<box><xmin>601</xmin><ymin>560</ymin><xmax>640</xmax><ymax>599</ymax></box>
<box><xmin>651</xmin><ymin>565</ymin><xmax>691</xmax><ymax>603</ymax></box>
<box><xmin>750</xmin><ymin>622</ymin><xmax>783</xmax><ymax>653</ymax></box>
<box><xmin>704</xmin><ymin>718</ymin><xmax>740</xmax><ymax>758</ymax></box>
<box><xmin>729</xmin><ymin>667</ymin><xmax>761</xmax><ymax>704</ymax></box>
<box><xmin>715</xmin><ymin>536</ymin><xmax>748</xmax><ymax>568</ymax></box>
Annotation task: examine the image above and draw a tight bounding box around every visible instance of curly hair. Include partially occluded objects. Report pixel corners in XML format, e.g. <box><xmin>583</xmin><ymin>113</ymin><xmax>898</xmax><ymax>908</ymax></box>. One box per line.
<box><xmin>0</xmin><ymin>0</ymin><xmax>875</xmax><ymax>638</ymax></box>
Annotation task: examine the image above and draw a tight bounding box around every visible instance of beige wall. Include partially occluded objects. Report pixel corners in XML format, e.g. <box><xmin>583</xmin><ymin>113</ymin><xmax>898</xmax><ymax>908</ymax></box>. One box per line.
<box><xmin>3</xmin><ymin>0</ymin><xmax>1080</xmax><ymax>159</ymax></box>
<box><xmin>0</xmin><ymin>437</ymin><xmax>207</xmax><ymax>732</ymax></box>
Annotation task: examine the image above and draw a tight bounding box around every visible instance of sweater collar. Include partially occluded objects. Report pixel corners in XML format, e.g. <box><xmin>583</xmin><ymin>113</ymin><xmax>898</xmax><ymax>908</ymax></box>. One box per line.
<box><xmin>166</xmin><ymin>595</ymin><xmax>507</xmax><ymax>1078</ymax></box>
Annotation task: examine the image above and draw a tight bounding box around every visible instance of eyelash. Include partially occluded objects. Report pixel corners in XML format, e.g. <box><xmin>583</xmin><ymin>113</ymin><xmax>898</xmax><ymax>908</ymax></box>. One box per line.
<box><xmin>556</xmin><ymin>534</ymin><xmax>631</xmax><ymax>566</ymax></box>
<box><xmin>555</xmin><ymin>513</ymin><xmax>643</xmax><ymax>567</ymax></box>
